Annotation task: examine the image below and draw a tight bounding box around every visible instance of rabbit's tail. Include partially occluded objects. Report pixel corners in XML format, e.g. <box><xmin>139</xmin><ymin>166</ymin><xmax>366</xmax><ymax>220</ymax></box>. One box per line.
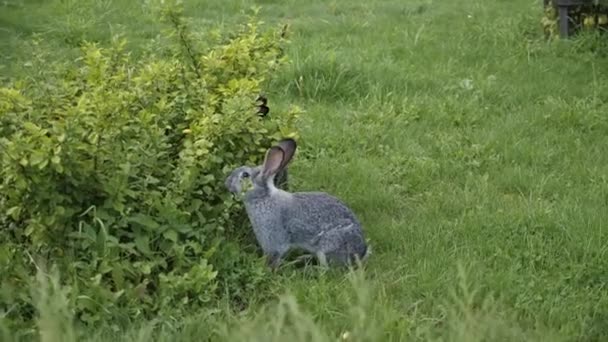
<box><xmin>360</xmin><ymin>243</ymin><xmax>372</xmax><ymax>263</ymax></box>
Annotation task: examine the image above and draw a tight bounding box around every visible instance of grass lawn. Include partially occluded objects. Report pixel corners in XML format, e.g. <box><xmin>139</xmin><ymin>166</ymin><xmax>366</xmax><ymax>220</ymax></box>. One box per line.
<box><xmin>2</xmin><ymin>0</ymin><xmax>608</xmax><ymax>341</ymax></box>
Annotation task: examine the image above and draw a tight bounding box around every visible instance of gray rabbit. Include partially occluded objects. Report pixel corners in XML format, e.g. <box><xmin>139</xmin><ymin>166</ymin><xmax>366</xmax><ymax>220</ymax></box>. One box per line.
<box><xmin>225</xmin><ymin>138</ymin><xmax>370</xmax><ymax>270</ymax></box>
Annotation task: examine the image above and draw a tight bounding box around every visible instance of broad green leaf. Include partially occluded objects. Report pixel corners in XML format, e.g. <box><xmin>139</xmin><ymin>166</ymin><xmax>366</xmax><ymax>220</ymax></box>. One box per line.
<box><xmin>29</xmin><ymin>151</ymin><xmax>46</xmax><ymax>167</ymax></box>
<box><xmin>22</xmin><ymin>121</ymin><xmax>40</xmax><ymax>132</ymax></box>
<box><xmin>6</xmin><ymin>206</ymin><xmax>21</xmax><ymax>221</ymax></box>
<box><xmin>163</xmin><ymin>229</ymin><xmax>178</xmax><ymax>242</ymax></box>
<box><xmin>129</xmin><ymin>214</ymin><xmax>160</xmax><ymax>230</ymax></box>
<box><xmin>134</xmin><ymin>235</ymin><xmax>152</xmax><ymax>255</ymax></box>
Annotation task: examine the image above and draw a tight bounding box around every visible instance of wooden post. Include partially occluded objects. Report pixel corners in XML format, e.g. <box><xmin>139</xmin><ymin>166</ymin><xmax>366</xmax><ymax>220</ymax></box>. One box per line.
<box><xmin>558</xmin><ymin>5</ymin><xmax>570</xmax><ymax>37</ymax></box>
<box><xmin>550</xmin><ymin>0</ymin><xmax>592</xmax><ymax>38</ymax></box>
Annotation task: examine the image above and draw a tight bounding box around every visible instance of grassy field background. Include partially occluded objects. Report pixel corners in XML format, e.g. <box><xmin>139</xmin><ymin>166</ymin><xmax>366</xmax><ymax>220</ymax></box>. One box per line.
<box><xmin>2</xmin><ymin>0</ymin><xmax>608</xmax><ymax>341</ymax></box>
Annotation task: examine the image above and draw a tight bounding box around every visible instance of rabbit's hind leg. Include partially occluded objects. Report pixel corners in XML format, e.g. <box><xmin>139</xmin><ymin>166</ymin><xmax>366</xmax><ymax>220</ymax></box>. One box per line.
<box><xmin>319</xmin><ymin>226</ymin><xmax>367</xmax><ymax>267</ymax></box>
<box><xmin>315</xmin><ymin>251</ymin><xmax>329</xmax><ymax>268</ymax></box>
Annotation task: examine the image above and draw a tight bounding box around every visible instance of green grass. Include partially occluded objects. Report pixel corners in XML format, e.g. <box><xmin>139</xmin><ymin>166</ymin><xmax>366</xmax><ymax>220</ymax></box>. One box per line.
<box><xmin>2</xmin><ymin>0</ymin><xmax>608</xmax><ymax>341</ymax></box>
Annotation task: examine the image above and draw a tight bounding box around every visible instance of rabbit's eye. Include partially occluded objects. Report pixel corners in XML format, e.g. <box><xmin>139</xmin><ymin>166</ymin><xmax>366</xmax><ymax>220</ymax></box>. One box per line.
<box><xmin>241</xmin><ymin>171</ymin><xmax>250</xmax><ymax>178</ymax></box>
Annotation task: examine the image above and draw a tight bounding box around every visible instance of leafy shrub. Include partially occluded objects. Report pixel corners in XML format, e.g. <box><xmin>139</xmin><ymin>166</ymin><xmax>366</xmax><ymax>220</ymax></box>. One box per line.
<box><xmin>0</xmin><ymin>2</ymin><xmax>300</xmax><ymax>330</ymax></box>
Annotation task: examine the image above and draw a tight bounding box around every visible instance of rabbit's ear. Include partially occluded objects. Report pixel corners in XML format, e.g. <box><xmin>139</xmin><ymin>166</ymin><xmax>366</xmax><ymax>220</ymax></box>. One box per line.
<box><xmin>262</xmin><ymin>146</ymin><xmax>285</xmax><ymax>180</ymax></box>
<box><xmin>277</xmin><ymin>138</ymin><xmax>297</xmax><ymax>169</ymax></box>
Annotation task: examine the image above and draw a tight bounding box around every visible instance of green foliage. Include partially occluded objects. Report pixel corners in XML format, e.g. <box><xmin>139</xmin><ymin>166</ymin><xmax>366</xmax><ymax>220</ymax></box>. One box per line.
<box><xmin>0</xmin><ymin>2</ymin><xmax>300</xmax><ymax>330</ymax></box>
<box><xmin>3</xmin><ymin>266</ymin><xmax>561</xmax><ymax>342</ymax></box>
<box><xmin>3</xmin><ymin>0</ymin><xmax>608</xmax><ymax>341</ymax></box>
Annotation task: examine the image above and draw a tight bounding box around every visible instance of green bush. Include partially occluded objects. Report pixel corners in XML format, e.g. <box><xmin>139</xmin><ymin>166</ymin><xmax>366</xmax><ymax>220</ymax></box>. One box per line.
<box><xmin>0</xmin><ymin>3</ymin><xmax>300</xmax><ymax>330</ymax></box>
